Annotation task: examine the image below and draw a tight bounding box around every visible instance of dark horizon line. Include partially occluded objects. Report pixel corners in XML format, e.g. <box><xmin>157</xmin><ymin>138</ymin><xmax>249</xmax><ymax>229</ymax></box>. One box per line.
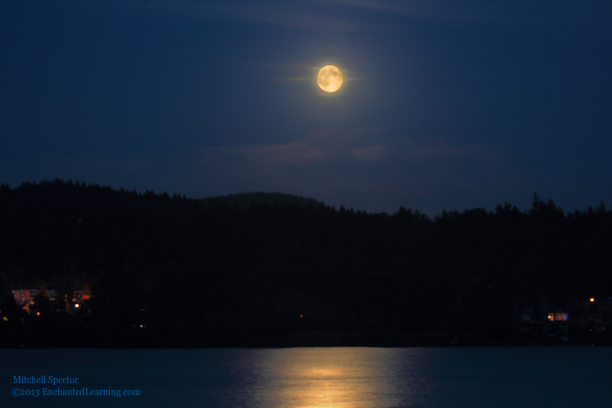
<box><xmin>2</xmin><ymin>177</ymin><xmax>609</xmax><ymax>219</ymax></box>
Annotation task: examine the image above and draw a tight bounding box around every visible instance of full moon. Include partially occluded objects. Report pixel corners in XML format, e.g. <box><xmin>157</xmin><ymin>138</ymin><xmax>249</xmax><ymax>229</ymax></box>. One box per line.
<box><xmin>317</xmin><ymin>65</ymin><xmax>344</xmax><ymax>93</ymax></box>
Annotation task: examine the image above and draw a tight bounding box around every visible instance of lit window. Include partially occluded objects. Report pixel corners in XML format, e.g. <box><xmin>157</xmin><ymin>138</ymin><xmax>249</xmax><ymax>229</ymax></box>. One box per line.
<box><xmin>548</xmin><ymin>313</ymin><xmax>568</xmax><ymax>321</ymax></box>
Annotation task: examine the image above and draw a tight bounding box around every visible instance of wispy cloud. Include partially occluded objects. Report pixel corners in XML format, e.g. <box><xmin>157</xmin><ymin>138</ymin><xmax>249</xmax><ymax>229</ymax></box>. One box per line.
<box><xmin>191</xmin><ymin>130</ymin><xmax>507</xmax><ymax>212</ymax></box>
<box><xmin>142</xmin><ymin>0</ymin><xmax>378</xmax><ymax>30</ymax></box>
<box><xmin>322</xmin><ymin>0</ymin><xmax>578</xmax><ymax>27</ymax></box>
<box><xmin>197</xmin><ymin>130</ymin><xmax>504</xmax><ymax>167</ymax></box>
<box><xmin>257</xmin><ymin>139</ymin><xmax>327</xmax><ymax>163</ymax></box>
<box><xmin>77</xmin><ymin>0</ymin><xmax>596</xmax><ymax>31</ymax></box>
<box><xmin>351</xmin><ymin>145</ymin><xmax>386</xmax><ymax>162</ymax></box>
<box><xmin>198</xmin><ymin>135</ymin><xmax>333</xmax><ymax>167</ymax></box>
<box><xmin>324</xmin><ymin>0</ymin><xmax>446</xmax><ymax>17</ymax></box>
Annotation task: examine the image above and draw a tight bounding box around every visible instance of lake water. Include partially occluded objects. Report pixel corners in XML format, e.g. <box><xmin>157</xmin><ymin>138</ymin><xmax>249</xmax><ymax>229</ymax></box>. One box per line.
<box><xmin>1</xmin><ymin>347</ymin><xmax>611</xmax><ymax>408</ymax></box>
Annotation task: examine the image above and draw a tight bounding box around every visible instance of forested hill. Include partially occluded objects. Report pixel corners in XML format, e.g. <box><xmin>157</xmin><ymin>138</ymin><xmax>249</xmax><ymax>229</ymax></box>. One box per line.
<box><xmin>1</xmin><ymin>179</ymin><xmax>611</xmax><ymax>347</ymax></box>
<box><xmin>199</xmin><ymin>192</ymin><xmax>324</xmax><ymax>209</ymax></box>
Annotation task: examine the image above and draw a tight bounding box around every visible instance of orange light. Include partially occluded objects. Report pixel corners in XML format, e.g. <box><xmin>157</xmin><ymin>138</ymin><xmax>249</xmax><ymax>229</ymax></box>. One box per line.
<box><xmin>299</xmin><ymin>314</ymin><xmax>303</xmax><ymax>318</ymax></box>
<box><xmin>36</xmin><ymin>311</ymin><xmax>40</xmax><ymax>316</ymax></box>
<box><xmin>590</xmin><ymin>298</ymin><xmax>595</xmax><ymax>303</ymax></box>
<box><xmin>74</xmin><ymin>303</ymin><xmax>80</xmax><ymax>309</ymax></box>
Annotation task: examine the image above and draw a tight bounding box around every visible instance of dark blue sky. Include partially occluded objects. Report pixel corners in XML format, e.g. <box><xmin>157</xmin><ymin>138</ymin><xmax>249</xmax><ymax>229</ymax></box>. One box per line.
<box><xmin>2</xmin><ymin>0</ymin><xmax>611</xmax><ymax>216</ymax></box>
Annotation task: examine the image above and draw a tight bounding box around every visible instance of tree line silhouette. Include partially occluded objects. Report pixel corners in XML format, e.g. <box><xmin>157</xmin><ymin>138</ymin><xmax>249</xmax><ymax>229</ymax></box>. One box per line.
<box><xmin>1</xmin><ymin>179</ymin><xmax>611</xmax><ymax>347</ymax></box>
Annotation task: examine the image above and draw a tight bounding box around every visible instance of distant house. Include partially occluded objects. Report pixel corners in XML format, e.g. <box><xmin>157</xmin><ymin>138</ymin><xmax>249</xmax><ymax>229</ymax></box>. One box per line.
<box><xmin>515</xmin><ymin>297</ymin><xmax>571</xmax><ymax>334</ymax></box>
<box><xmin>515</xmin><ymin>299</ymin><xmax>546</xmax><ymax>332</ymax></box>
<box><xmin>546</xmin><ymin>307</ymin><xmax>570</xmax><ymax>333</ymax></box>
<box><xmin>11</xmin><ymin>286</ymin><xmax>91</xmax><ymax>314</ymax></box>
<box><xmin>12</xmin><ymin>288</ymin><xmax>40</xmax><ymax>307</ymax></box>
<box><xmin>65</xmin><ymin>286</ymin><xmax>92</xmax><ymax>313</ymax></box>
<box><xmin>514</xmin><ymin>295</ymin><xmax>612</xmax><ymax>340</ymax></box>
<box><xmin>579</xmin><ymin>297</ymin><xmax>612</xmax><ymax>333</ymax></box>
<box><xmin>47</xmin><ymin>288</ymin><xmax>58</xmax><ymax>303</ymax></box>
<box><xmin>547</xmin><ymin>311</ymin><xmax>568</xmax><ymax>322</ymax></box>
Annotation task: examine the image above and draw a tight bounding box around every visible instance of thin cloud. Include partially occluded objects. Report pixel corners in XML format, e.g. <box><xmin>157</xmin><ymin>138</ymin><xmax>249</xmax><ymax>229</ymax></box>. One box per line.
<box><xmin>73</xmin><ymin>0</ymin><xmax>601</xmax><ymax>30</ymax></box>
<box><xmin>263</xmin><ymin>140</ymin><xmax>326</xmax><ymax>163</ymax></box>
<box><xmin>144</xmin><ymin>0</ymin><xmax>378</xmax><ymax>30</ymax></box>
<box><xmin>199</xmin><ymin>139</ymin><xmax>326</xmax><ymax>166</ymax></box>
<box><xmin>325</xmin><ymin>0</ymin><xmax>443</xmax><ymax>16</ymax></box>
<box><xmin>399</xmin><ymin>138</ymin><xmax>503</xmax><ymax>165</ymax></box>
<box><xmin>321</xmin><ymin>0</ymin><xmax>589</xmax><ymax>28</ymax></box>
<box><xmin>196</xmin><ymin>131</ymin><xmax>505</xmax><ymax>170</ymax></box>
<box><xmin>351</xmin><ymin>145</ymin><xmax>386</xmax><ymax>162</ymax></box>
<box><xmin>191</xmin><ymin>131</ymin><xmax>508</xmax><ymax>214</ymax></box>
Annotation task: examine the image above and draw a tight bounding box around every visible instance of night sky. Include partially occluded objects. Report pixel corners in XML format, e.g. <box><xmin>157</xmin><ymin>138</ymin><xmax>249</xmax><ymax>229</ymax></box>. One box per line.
<box><xmin>2</xmin><ymin>1</ymin><xmax>611</xmax><ymax>216</ymax></box>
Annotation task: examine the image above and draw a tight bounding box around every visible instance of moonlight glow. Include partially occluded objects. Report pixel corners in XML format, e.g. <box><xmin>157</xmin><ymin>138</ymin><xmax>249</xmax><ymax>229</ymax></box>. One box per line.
<box><xmin>317</xmin><ymin>65</ymin><xmax>343</xmax><ymax>93</ymax></box>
